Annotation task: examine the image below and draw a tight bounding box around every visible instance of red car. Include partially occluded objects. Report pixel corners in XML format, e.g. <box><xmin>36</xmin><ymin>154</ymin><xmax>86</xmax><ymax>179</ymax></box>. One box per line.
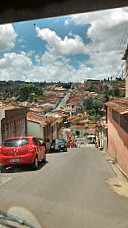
<box><xmin>0</xmin><ymin>136</ymin><xmax>46</xmax><ymax>170</ymax></box>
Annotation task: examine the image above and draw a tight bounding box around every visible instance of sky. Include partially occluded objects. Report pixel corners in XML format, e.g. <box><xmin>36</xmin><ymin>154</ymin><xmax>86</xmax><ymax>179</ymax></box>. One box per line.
<box><xmin>0</xmin><ymin>7</ymin><xmax>128</xmax><ymax>82</ymax></box>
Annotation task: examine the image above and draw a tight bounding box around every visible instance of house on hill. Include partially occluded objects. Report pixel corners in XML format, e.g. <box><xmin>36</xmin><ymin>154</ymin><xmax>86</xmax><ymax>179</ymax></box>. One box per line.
<box><xmin>27</xmin><ymin>112</ymin><xmax>62</xmax><ymax>150</ymax></box>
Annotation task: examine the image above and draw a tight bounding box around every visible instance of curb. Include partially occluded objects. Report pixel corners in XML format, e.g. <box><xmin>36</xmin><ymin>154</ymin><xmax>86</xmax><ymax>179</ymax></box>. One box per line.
<box><xmin>100</xmin><ymin>149</ymin><xmax>128</xmax><ymax>181</ymax></box>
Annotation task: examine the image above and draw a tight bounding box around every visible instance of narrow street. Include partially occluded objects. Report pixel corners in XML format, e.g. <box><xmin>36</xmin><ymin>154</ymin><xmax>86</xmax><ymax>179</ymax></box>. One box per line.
<box><xmin>1</xmin><ymin>147</ymin><xmax>128</xmax><ymax>228</ymax></box>
<box><xmin>56</xmin><ymin>92</ymin><xmax>70</xmax><ymax>110</ymax></box>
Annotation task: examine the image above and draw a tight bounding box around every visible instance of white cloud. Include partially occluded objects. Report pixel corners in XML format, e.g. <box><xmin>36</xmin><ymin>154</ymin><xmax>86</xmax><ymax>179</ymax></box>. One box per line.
<box><xmin>0</xmin><ymin>52</ymin><xmax>33</xmax><ymax>81</ymax></box>
<box><xmin>36</xmin><ymin>27</ymin><xmax>87</xmax><ymax>56</ymax></box>
<box><xmin>0</xmin><ymin>50</ymin><xmax>92</xmax><ymax>82</ymax></box>
<box><xmin>27</xmin><ymin>50</ymin><xmax>35</xmax><ymax>57</ymax></box>
<box><xmin>64</xmin><ymin>19</ymin><xmax>70</xmax><ymax>26</ymax></box>
<box><xmin>0</xmin><ymin>8</ymin><xmax>128</xmax><ymax>82</ymax></box>
<box><xmin>0</xmin><ymin>24</ymin><xmax>17</xmax><ymax>51</ymax></box>
<box><xmin>66</xmin><ymin>8</ymin><xmax>128</xmax><ymax>79</ymax></box>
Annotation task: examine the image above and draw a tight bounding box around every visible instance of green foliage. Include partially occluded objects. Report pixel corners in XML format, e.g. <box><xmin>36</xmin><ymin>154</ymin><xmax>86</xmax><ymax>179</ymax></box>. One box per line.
<box><xmin>83</xmin><ymin>96</ymin><xmax>103</xmax><ymax>120</ymax></box>
<box><xmin>103</xmin><ymin>85</ymin><xmax>109</xmax><ymax>93</ymax></box>
<box><xmin>88</xmin><ymin>84</ymin><xmax>96</xmax><ymax>92</ymax></box>
<box><xmin>116</xmin><ymin>77</ymin><xmax>122</xmax><ymax>81</ymax></box>
<box><xmin>62</xmin><ymin>83</ymin><xmax>71</xmax><ymax>89</ymax></box>
<box><xmin>17</xmin><ymin>84</ymin><xmax>44</xmax><ymax>102</ymax></box>
<box><xmin>99</xmin><ymin>84</ymin><xmax>103</xmax><ymax>92</ymax></box>
<box><xmin>92</xmin><ymin>99</ymin><xmax>103</xmax><ymax>112</ymax></box>
<box><xmin>83</xmin><ymin>97</ymin><xmax>93</xmax><ymax>110</ymax></box>
<box><xmin>113</xmin><ymin>87</ymin><xmax>120</xmax><ymax>97</ymax></box>
<box><xmin>103</xmin><ymin>94</ymin><xmax>109</xmax><ymax>102</ymax></box>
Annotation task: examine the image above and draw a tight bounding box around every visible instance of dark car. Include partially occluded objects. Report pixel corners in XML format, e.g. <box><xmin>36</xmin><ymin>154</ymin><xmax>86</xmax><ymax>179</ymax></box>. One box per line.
<box><xmin>50</xmin><ymin>138</ymin><xmax>67</xmax><ymax>152</ymax></box>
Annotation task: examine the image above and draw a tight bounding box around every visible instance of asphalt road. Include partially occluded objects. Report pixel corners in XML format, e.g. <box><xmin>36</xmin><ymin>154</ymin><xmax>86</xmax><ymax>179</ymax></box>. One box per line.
<box><xmin>56</xmin><ymin>92</ymin><xmax>70</xmax><ymax>110</ymax></box>
<box><xmin>1</xmin><ymin>147</ymin><xmax>128</xmax><ymax>228</ymax></box>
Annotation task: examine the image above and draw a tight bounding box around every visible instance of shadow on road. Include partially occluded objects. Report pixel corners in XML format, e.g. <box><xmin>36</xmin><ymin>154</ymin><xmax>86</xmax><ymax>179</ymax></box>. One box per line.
<box><xmin>1</xmin><ymin>161</ymin><xmax>48</xmax><ymax>173</ymax></box>
<box><xmin>48</xmin><ymin>150</ymin><xmax>68</xmax><ymax>154</ymax></box>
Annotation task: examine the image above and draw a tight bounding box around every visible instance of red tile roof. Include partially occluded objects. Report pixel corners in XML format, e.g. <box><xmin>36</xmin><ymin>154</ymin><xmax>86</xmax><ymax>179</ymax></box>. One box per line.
<box><xmin>70</xmin><ymin>125</ymin><xmax>86</xmax><ymax>129</ymax></box>
<box><xmin>0</xmin><ymin>103</ymin><xmax>22</xmax><ymax>110</ymax></box>
<box><xmin>27</xmin><ymin>112</ymin><xmax>57</xmax><ymax>125</ymax></box>
<box><xmin>105</xmin><ymin>98</ymin><xmax>128</xmax><ymax>114</ymax></box>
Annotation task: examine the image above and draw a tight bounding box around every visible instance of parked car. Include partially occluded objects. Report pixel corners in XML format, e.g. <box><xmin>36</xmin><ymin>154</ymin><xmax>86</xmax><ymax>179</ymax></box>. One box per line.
<box><xmin>50</xmin><ymin>138</ymin><xmax>67</xmax><ymax>152</ymax></box>
<box><xmin>0</xmin><ymin>136</ymin><xmax>46</xmax><ymax>170</ymax></box>
<box><xmin>87</xmin><ymin>135</ymin><xmax>96</xmax><ymax>144</ymax></box>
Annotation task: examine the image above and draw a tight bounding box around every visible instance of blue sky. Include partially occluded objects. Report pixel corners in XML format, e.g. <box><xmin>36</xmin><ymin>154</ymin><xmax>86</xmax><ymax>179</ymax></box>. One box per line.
<box><xmin>0</xmin><ymin>7</ymin><xmax>127</xmax><ymax>82</ymax></box>
<box><xmin>12</xmin><ymin>17</ymin><xmax>90</xmax><ymax>68</ymax></box>
<box><xmin>0</xmin><ymin>16</ymin><xmax>91</xmax><ymax>81</ymax></box>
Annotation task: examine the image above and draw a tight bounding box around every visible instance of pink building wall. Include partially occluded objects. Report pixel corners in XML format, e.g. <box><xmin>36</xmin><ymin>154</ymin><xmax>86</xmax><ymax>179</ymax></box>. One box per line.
<box><xmin>108</xmin><ymin>108</ymin><xmax>128</xmax><ymax>175</ymax></box>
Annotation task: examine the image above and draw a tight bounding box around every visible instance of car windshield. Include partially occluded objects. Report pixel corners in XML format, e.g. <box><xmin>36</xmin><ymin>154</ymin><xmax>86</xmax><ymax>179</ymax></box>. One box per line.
<box><xmin>56</xmin><ymin>139</ymin><xmax>64</xmax><ymax>144</ymax></box>
<box><xmin>4</xmin><ymin>138</ymin><xmax>30</xmax><ymax>147</ymax></box>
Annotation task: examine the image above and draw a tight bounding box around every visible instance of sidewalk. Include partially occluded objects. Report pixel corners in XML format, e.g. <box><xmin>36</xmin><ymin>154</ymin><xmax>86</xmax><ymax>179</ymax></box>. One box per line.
<box><xmin>100</xmin><ymin>149</ymin><xmax>128</xmax><ymax>198</ymax></box>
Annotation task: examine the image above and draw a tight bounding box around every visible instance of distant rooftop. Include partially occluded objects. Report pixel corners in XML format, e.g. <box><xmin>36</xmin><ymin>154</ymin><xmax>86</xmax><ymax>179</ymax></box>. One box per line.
<box><xmin>105</xmin><ymin>98</ymin><xmax>128</xmax><ymax>114</ymax></box>
<box><xmin>27</xmin><ymin>112</ymin><xmax>57</xmax><ymax>125</ymax></box>
<box><xmin>0</xmin><ymin>103</ymin><xmax>26</xmax><ymax>110</ymax></box>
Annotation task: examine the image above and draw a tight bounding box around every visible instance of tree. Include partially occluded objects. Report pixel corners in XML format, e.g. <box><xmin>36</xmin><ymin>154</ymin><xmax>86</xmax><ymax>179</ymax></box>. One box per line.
<box><xmin>104</xmin><ymin>94</ymin><xmax>109</xmax><ymax>102</ymax></box>
<box><xmin>83</xmin><ymin>97</ymin><xmax>93</xmax><ymax>110</ymax></box>
<box><xmin>113</xmin><ymin>87</ymin><xmax>120</xmax><ymax>97</ymax></box>
<box><xmin>92</xmin><ymin>99</ymin><xmax>103</xmax><ymax>114</ymax></box>
<box><xmin>88</xmin><ymin>84</ymin><xmax>96</xmax><ymax>92</ymax></box>
<box><xmin>62</xmin><ymin>83</ymin><xmax>71</xmax><ymax>89</ymax></box>
<box><xmin>103</xmin><ymin>85</ymin><xmax>109</xmax><ymax>93</ymax></box>
<box><xmin>99</xmin><ymin>84</ymin><xmax>103</xmax><ymax>92</ymax></box>
<box><xmin>17</xmin><ymin>84</ymin><xmax>43</xmax><ymax>102</ymax></box>
<box><xmin>116</xmin><ymin>77</ymin><xmax>122</xmax><ymax>81</ymax></box>
<box><xmin>83</xmin><ymin>97</ymin><xmax>103</xmax><ymax>120</ymax></box>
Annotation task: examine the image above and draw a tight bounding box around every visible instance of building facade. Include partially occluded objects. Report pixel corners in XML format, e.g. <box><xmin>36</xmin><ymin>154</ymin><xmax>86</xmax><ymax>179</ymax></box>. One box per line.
<box><xmin>106</xmin><ymin>98</ymin><xmax>128</xmax><ymax>175</ymax></box>
<box><xmin>95</xmin><ymin>117</ymin><xmax>108</xmax><ymax>152</ymax></box>
<box><xmin>0</xmin><ymin>106</ymin><xmax>28</xmax><ymax>145</ymax></box>
<box><xmin>27</xmin><ymin>112</ymin><xmax>62</xmax><ymax>150</ymax></box>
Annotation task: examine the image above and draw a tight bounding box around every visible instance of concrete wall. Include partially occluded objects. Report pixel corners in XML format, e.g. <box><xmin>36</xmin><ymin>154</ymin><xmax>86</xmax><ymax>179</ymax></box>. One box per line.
<box><xmin>108</xmin><ymin>108</ymin><xmax>128</xmax><ymax>175</ymax></box>
<box><xmin>27</xmin><ymin>121</ymin><xmax>44</xmax><ymax>139</ymax></box>
<box><xmin>0</xmin><ymin>108</ymin><xmax>27</xmax><ymax>145</ymax></box>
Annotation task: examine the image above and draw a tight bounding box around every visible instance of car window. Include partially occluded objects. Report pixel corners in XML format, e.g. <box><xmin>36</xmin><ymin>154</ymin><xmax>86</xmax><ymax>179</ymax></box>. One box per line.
<box><xmin>4</xmin><ymin>138</ymin><xmax>30</xmax><ymax>147</ymax></box>
<box><xmin>56</xmin><ymin>139</ymin><xmax>64</xmax><ymax>144</ymax></box>
<box><xmin>32</xmin><ymin>138</ymin><xmax>39</xmax><ymax>145</ymax></box>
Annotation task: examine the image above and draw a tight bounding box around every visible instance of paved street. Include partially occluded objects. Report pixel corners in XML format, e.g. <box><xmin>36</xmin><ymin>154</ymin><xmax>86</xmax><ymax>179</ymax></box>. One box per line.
<box><xmin>1</xmin><ymin>147</ymin><xmax>128</xmax><ymax>228</ymax></box>
<box><xmin>56</xmin><ymin>92</ymin><xmax>70</xmax><ymax>110</ymax></box>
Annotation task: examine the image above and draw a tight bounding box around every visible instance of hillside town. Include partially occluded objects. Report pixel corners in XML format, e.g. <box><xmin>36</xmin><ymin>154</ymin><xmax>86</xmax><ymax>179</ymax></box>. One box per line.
<box><xmin>0</xmin><ymin>46</ymin><xmax>128</xmax><ymax>174</ymax></box>
<box><xmin>0</xmin><ymin>77</ymin><xmax>125</xmax><ymax>148</ymax></box>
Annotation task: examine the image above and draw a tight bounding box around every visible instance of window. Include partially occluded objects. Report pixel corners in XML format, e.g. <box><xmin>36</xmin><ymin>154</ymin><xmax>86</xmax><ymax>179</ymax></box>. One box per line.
<box><xmin>32</xmin><ymin>138</ymin><xmax>39</xmax><ymax>145</ymax></box>
<box><xmin>112</xmin><ymin>110</ymin><xmax>119</xmax><ymax>124</ymax></box>
<box><xmin>4</xmin><ymin>138</ymin><xmax>30</xmax><ymax>147</ymax></box>
<box><xmin>56</xmin><ymin>139</ymin><xmax>64</xmax><ymax>144</ymax></box>
<box><xmin>121</xmin><ymin>114</ymin><xmax>128</xmax><ymax>133</ymax></box>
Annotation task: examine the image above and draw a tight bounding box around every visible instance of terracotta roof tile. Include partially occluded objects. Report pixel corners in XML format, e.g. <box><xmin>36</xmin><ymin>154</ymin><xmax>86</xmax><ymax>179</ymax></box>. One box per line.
<box><xmin>0</xmin><ymin>103</ymin><xmax>22</xmax><ymax>110</ymax></box>
<box><xmin>105</xmin><ymin>98</ymin><xmax>128</xmax><ymax>114</ymax></box>
<box><xmin>27</xmin><ymin>112</ymin><xmax>57</xmax><ymax>125</ymax></box>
